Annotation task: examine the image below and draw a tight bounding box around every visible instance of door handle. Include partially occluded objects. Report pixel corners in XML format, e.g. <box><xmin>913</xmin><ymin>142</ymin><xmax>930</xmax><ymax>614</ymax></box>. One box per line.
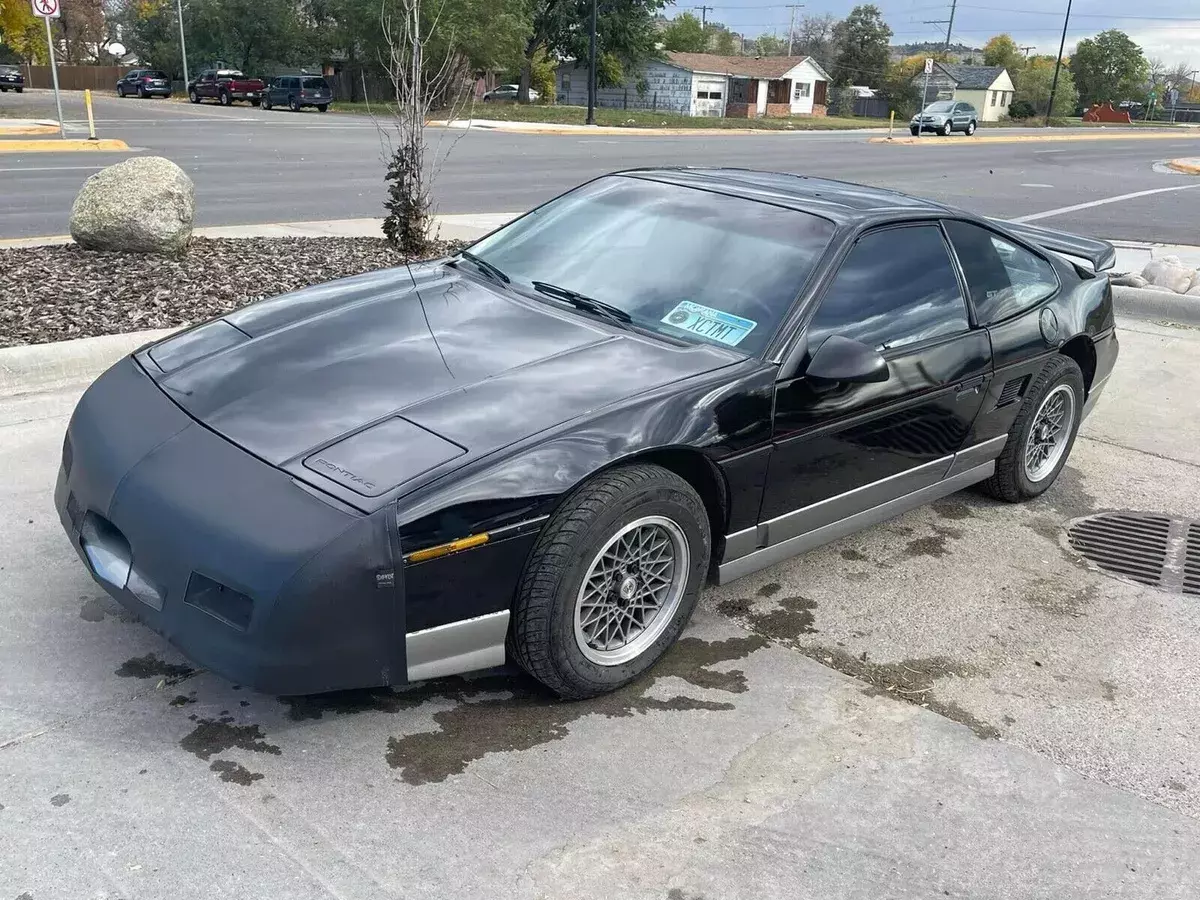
<box><xmin>956</xmin><ymin>376</ymin><xmax>985</xmax><ymax>397</ymax></box>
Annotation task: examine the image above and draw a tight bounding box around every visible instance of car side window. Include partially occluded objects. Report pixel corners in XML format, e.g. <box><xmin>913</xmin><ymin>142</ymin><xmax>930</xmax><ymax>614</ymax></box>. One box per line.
<box><xmin>807</xmin><ymin>225</ymin><xmax>970</xmax><ymax>353</ymax></box>
<box><xmin>943</xmin><ymin>220</ymin><xmax>1059</xmax><ymax>324</ymax></box>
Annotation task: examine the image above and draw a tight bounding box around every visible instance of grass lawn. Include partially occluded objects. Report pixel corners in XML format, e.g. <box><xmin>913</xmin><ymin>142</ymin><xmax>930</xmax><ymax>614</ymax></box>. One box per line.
<box><xmin>332</xmin><ymin>101</ymin><xmax>882</xmax><ymax>130</ymax></box>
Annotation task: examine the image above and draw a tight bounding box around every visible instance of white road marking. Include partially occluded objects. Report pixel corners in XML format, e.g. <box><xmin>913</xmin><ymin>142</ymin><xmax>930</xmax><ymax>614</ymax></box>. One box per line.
<box><xmin>1033</xmin><ymin>149</ymin><xmax>1068</xmax><ymax>154</ymax></box>
<box><xmin>1013</xmin><ymin>183</ymin><xmax>1200</xmax><ymax>223</ymax></box>
<box><xmin>1020</xmin><ymin>183</ymin><xmax>1055</xmax><ymax>188</ymax></box>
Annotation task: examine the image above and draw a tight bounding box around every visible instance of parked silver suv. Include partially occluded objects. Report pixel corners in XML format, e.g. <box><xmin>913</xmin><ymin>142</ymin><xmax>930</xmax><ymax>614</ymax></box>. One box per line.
<box><xmin>911</xmin><ymin>100</ymin><xmax>978</xmax><ymax>136</ymax></box>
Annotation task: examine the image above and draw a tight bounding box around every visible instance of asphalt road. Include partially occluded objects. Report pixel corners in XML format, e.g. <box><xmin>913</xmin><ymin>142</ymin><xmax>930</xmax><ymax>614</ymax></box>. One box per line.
<box><xmin>3</xmin><ymin>316</ymin><xmax>1200</xmax><ymax>899</ymax></box>
<box><xmin>3</xmin><ymin>89</ymin><xmax>1200</xmax><ymax>242</ymax></box>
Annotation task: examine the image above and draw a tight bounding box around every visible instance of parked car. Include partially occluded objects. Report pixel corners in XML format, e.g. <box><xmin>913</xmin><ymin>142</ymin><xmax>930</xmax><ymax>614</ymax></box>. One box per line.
<box><xmin>188</xmin><ymin>69</ymin><xmax>265</xmax><ymax>106</ymax></box>
<box><xmin>116</xmin><ymin>69</ymin><xmax>171</xmax><ymax>98</ymax></box>
<box><xmin>262</xmin><ymin>75</ymin><xmax>333</xmax><ymax>112</ymax></box>
<box><xmin>483</xmin><ymin>83</ymin><xmax>539</xmax><ymax>102</ymax></box>
<box><xmin>0</xmin><ymin>64</ymin><xmax>24</xmax><ymax>93</ymax></box>
<box><xmin>55</xmin><ymin>170</ymin><xmax>1118</xmax><ymax>699</ymax></box>
<box><xmin>911</xmin><ymin>100</ymin><xmax>978</xmax><ymax>136</ymax></box>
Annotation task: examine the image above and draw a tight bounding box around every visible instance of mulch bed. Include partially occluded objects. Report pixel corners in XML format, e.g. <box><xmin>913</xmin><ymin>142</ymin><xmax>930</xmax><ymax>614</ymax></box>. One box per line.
<box><xmin>0</xmin><ymin>237</ymin><xmax>463</xmax><ymax>348</ymax></box>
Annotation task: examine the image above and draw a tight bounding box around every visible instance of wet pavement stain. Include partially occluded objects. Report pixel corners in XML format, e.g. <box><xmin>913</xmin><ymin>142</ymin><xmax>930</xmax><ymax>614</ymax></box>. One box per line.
<box><xmin>720</xmin><ymin>595</ymin><xmax>818</xmax><ymax>639</ymax></box>
<box><xmin>1039</xmin><ymin>466</ymin><xmax>1099</xmax><ymax>520</ymax></box>
<box><xmin>902</xmin><ymin>535</ymin><xmax>951</xmax><ymax>558</ymax></box>
<box><xmin>169</xmin><ymin>693</ymin><xmax>197</xmax><ymax>707</ymax></box>
<box><xmin>1100</xmin><ymin>680</ymin><xmax>1118</xmax><ymax>702</ymax></box>
<box><xmin>840</xmin><ymin>548</ymin><xmax>869</xmax><ymax>562</ymax></box>
<box><xmin>49</xmin><ymin>794</ymin><xmax>70</xmax><ymax>807</ymax></box>
<box><xmin>210</xmin><ymin>759</ymin><xmax>265</xmax><ymax>785</ymax></box>
<box><xmin>79</xmin><ymin>597</ymin><xmax>137</xmax><ymax>623</ymax></box>
<box><xmin>374</xmin><ymin>636</ymin><xmax>766</xmax><ymax>785</ymax></box>
<box><xmin>115</xmin><ymin>654</ymin><xmax>195</xmax><ymax>680</ymax></box>
<box><xmin>932</xmin><ymin>499</ymin><xmax>976</xmax><ymax>520</ymax></box>
<box><xmin>180</xmin><ymin>719</ymin><xmax>281</xmax><ymax>762</ymax></box>
<box><xmin>757</xmin><ymin>582</ymin><xmax>781</xmax><ymax>598</ymax></box>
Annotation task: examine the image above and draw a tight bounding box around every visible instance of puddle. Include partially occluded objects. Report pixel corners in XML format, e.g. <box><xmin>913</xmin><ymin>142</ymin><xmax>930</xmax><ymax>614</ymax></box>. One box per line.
<box><xmin>115</xmin><ymin>654</ymin><xmax>195</xmax><ymax>680</ymax></box>
<box><xmin>210</xmin><ymin>759</ymin><xmax>265</xmax><ymax>785</ymax></box>
<box><xmin>180</xmin><ymin>718</ymin><xmax>281</xmax><ymax>761</ymax></box>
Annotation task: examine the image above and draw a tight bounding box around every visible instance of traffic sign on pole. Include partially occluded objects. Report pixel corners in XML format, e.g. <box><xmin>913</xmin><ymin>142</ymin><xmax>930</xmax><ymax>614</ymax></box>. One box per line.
<box><xmin>31</xmin><ymin>0</ymin><xmax>61</xmax><ymax>18</ymax></box>
<box><xmin>924</xmin><ymin>58</ymin><xmax>934</xmax><ymax>75</ymax></box>
<box><xmin>31</xmin><ymin>0</ymin><xmax>66</xmax><ymax>139</ymax></box>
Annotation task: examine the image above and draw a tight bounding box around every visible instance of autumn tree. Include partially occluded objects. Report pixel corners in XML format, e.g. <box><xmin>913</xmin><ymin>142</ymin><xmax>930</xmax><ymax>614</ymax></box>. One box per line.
<box><xmin>982</xmin><ymin>33</ymin><xmax>1024</xmax><ymax>82</ymax></box>
<box><xmin>831</xmin><ymin>4</ymin><xmax>892</xmax><ymax>87</ymax></box>
<box><xmin>790</xmin><ymin>12</ymin><xmax>839</xmax><ymax>73</ymax></box>
<box><xmin>0</xmin><ymin>0</ymin><xmax>48</xmax><ymax>62</ymax></box>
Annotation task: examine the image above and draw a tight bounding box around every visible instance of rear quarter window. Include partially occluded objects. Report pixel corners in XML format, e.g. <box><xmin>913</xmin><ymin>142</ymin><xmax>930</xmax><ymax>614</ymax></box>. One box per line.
<box><xmin>944</xmin><ymin>220</ymin><xmax>1059</xmax><ymax>324</ymax></box>
<box><xmin>303</xmin><ymin>77</ymin><xmax>329</xmax><ymax>89</ymax></box>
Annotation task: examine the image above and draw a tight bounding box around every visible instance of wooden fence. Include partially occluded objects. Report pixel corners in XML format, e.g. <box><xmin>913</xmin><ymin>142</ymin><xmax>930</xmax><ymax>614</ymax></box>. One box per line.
<box><xmin>20</xmin><ymin>65</ymin><xmax>135</xmax><ymax>91</ymax></box>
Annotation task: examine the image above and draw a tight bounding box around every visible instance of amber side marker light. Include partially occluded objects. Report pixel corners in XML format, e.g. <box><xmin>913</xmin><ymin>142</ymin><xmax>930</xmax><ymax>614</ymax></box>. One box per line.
<box><xmin>404</xmin><ymin>533</ymin><xmax>490</xmax><ymax>564</ymax></box>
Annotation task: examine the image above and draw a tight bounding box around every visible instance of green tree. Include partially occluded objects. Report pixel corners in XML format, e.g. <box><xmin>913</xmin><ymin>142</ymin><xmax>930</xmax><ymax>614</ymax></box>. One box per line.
<box><xmin>753</xmin><ymin>33</ymin><xmax>785</xmax><ymax>57</ymax></box>
<box><xmin>831</xmin><ymin>4</ymin><xmax>892</xmax><ymax>87</ymax></box>
<box><xmin>708</xmin><ymin>24</ymin><xmax>738</xmax><ymax>56</ymax></box>
<box><xmin>982</xmin><ymin>33</ymin><xmax>1024</xmax><ymax>81</ymax></box>
<box><xmin>1070</xmin><ymin>29</ymin><xmax>1148</xmax><ymax>105</ymax></box>
<box><xmin>517</xmin><ymin>0</ymin><xmax>668</xmax><ymax>102</ymax></box>
<box><xmin>661</xmin><ymin>11</ymin><xmax>705</xmax><ymax>53</ymax></box>
<box><xmin>878</xmin><ymin>51</ymin><xmax>950</xmax><ymax>118</ymax></box>
<box><xmin>1015</xmin><ymin>56</ymin><xmax>1077</xmax><ymax>116</ymax></box>
<box><xmin>0</xmin><ymin>0</ymin><xmax>48</xmax><ymax>62</ymax></box>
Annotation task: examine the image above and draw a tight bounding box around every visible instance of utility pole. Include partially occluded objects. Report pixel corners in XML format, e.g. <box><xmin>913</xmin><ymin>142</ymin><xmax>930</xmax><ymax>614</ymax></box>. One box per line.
<box><xmin>1046</xmin><ymin>0</ymin><xmax>1072</xmax><ymax>127</ymax></box>
<box><xmin>586</xmin><ymin>0</ymin><xmax>597</xmax><ymax>125</ymax></box>
<box><xmin>1019</xmin><ymin>46</ymin><xmax>1035</xmax><ymax>58</ymax></box>
<box><xmin>942</xmin><ymin>0</ymin><xmax>957</xmax><ymax>51</ymax></box>
<box><xmin>176</xmin><ymin>0</ymin><xmax>189</xmax><ymax>88</ymax></box>
<box><xmin>786</xmin><ymin>5</ymin><xmax>804</xmax><ymax>57</ymax></box>
<box><xmin>693</xmin><ymin>5</ymin><xmax>712</xmax><ymax>28</ymax></box>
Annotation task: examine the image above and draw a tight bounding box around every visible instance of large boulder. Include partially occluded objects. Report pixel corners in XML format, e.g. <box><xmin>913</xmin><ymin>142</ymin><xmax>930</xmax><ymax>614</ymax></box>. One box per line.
<box><xmin>70</xmin><ymin>156</ymin><xmax>195</xmax><ymax>256</ymax></box>
<box><xmin>1142</xmin><ymin>256</ymin><xmax>1197</xmax><ymax>295</ymax></box>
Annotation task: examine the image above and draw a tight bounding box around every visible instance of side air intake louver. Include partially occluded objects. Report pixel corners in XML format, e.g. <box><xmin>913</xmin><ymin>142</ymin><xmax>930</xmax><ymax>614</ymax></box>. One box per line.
<box><xmin>996</xmin><ymin>376</ymin><xmax>1028</xmax><ymax>409</ymax></box>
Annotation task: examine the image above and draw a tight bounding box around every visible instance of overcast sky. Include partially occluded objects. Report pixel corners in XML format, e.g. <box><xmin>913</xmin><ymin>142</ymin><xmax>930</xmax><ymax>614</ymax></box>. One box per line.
<box><xmin>689</xmin><ymin>1</ymin><xmax>1199</xmax><ymax>66</ymax></box>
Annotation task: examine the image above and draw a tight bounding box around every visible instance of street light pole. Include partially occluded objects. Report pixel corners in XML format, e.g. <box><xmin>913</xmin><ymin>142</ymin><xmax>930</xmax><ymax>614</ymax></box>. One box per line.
<box><xmin>176</xmin><ymin>0</ymin><xmax>190</xmax><ymax>88</ymax></box>
<box><xmin>586</xmin><ymin>0</ymin><xmax>597</xmax><ymax>125</ymax></box>
<box><xmin>1046</xmin><ymin>0</ymin><xmax>1072</xmax><ymax>127</ymax></box>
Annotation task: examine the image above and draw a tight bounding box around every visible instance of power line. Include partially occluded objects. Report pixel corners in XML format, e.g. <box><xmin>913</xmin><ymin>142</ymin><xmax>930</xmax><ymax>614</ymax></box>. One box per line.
<box><xmin>693</xmin><ymin>5</ymin><xmax>713</xmax><ymax>28</ymax></box>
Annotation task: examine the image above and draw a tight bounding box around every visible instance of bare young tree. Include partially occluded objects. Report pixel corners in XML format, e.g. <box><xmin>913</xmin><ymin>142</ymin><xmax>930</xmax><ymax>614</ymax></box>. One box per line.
<box><xmin>377</xmin><ymin>0</ymin><xmax>474</xmax><ymax>255</ymax></box>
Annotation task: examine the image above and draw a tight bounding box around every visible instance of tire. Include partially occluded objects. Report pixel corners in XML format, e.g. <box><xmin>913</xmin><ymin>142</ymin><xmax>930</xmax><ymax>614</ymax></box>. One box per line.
<box><xmin>910</xmin><ymin>126</ymin><xmax>920</xmax><ymax>136</ymax></box>
<box><xmin>219</xmin><ymin>91</ymin><xmax>231</xmax><ymax>106</ymax></box>
<box><xmin>15</xmin><ymin>87</ymin><xmax>22</xmax><ymax>93</ymax></box>
<box><xmin>138</xmin><ymin>86</ymin><xmax>147</xmax><ymax>99</ymax></box>
<box><xmin>982</xmin><ymin>355</ymin><xmax>1085</xmax><ymax>503</ymax></box>
<box><xmin>317</xmin><ymin>103</ymin><xmax>328</xmax><ymax>112</ymax></box>
<box><xmin>251</xmin><ymin>98</ymin><xmax>261</xmax><ymax>107</ymax></box>
<box><xmin>940</xmin><ymin>121</ymin><xmax>952</xmax><ymax>136</ymax></box>
<box><xmin>263</xmin><ymin>95</ymin><xmax>272</xmax><ymax>110</ymax></box>
<box><xmin>966</xmin><ymin>120</ymin><xmax>977</xmax><ymax>136</ymax></box>
<box><xmin>289</xmin><ymin>96</ymin><xmax>300</xmax><ymax>112</ymax></box>
<box><xmin>188</xmin><ymin>89</ymin><xmax>199</xmax><ymax>103</ymax></box>
<box><xmin>509</xmin><ymin>463</ymin><xmax>711</xmax><ymax>699</ymax></box>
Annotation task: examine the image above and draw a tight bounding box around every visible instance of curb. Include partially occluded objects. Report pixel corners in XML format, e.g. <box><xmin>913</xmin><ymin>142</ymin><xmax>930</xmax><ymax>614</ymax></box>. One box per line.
<box><xmin>0</xmin><ymin>138</ymin><xmax>130</xmax><ymax>153</ymax></box>
<box><xmin>871</xmin><ymin>131</ymin><xmax>1200</xmax><ymax>146</ymax></box>
<box><xmin>0</xmin><ymin>330</ymin><xmax>175</xmax><ymax>398</ymax></box>
<box><xmin>1112</xmin><ymin>285</ymin><xmax>1200</xmax><ymax>326</ymax></box>
<box><xmin>0</xmin><ymin>125</ymin><xmax>60</xmax><ymax>136</ymax></box>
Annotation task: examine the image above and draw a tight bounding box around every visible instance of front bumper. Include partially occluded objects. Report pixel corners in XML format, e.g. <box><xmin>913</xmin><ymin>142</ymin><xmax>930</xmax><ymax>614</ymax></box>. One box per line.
<box><xmin>55</xmin><ymin>358</ymin><xmax>403</xmax><ymax>694</ymax></box>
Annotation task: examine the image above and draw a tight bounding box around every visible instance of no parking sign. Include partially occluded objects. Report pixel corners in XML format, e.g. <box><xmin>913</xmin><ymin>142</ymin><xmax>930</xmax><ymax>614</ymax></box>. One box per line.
<box><xmin>31</xmin><ymin>0</ymin><xmax>61</xmax><ymax>18</ymax></box>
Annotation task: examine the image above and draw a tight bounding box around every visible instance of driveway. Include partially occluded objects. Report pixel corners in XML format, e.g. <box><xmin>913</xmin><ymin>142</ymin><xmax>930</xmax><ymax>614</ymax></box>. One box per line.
<box><xmin>1</xmin><ymin>318</ymin><xmax>1199</xmax><ymax>898</ymax></box>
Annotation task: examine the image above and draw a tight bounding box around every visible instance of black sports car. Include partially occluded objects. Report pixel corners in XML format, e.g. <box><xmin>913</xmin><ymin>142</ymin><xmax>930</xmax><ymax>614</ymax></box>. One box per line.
<box><xmin>55</xmin><ymin>170</ymin><xmax>1118</xmax><ymax>698</ymax></box>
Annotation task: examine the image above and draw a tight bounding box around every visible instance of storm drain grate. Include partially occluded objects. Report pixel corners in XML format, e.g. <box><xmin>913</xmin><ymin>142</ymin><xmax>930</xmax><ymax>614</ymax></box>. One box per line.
<box><xmin>1067</xmin><ymin>512</ymin><xmax>1172</xmax><ymax>587</ymax></box>
<box><xmin>1185</xmin><ymin>524</ymin><xmax>1200</xmax><ymax>597</ymax></box>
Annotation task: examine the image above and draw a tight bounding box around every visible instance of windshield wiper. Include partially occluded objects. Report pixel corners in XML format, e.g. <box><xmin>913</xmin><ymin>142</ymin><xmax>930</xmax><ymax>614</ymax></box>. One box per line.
<box><xmin>455</xmin><ymin>250</ymin><xmax>510</xmax><ymax>284</ymax></box>
<box><xmin>531</xmin><ymin>281</ymin><xmax>633</xmax><ymax>325</ymax></box>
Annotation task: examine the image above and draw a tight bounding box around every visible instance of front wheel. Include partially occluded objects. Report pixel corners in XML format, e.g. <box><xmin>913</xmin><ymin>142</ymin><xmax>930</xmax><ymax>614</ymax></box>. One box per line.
<box><xmin>983</xmin><ymin>355</ymin><xmax>1085</xmax><ymax>502</ymax></box>
<box><xmin>509</xmin><ymin>463</ymin><xmax>711</xmax><ymax>699</ymax></box>
<box><xmin>219</xmin><ymin>91</ymin><xmax>232</xmax><ymax>106</ymax></box>
<box><xmin>910</xmin><ymin>126</ymin><xmax>920</xmax><ymax>136</ymax></box>
<box><xmin>940</xmin><ymin>121</ymin><xmax>952</xmax><ymax>136</ymax></box>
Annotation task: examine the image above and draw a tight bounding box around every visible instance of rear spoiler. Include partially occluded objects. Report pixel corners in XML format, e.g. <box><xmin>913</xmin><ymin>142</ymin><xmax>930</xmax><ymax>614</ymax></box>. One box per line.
<box><xmin>989</xmin><ymin>219</ymin><xmax>1116</xmax><ymax>272</ymax></box>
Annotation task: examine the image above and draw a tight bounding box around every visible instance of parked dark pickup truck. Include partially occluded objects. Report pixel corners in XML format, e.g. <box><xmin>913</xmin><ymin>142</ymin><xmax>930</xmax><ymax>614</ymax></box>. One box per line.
<box><xmin>0</xmin><ymin>64</ymin><xmax>25</xmax><ymax>93</ymax></box>
<box><xmin>188</xmin><ymin>69</ymin><xmax>266</xmax><ymax>106</ymax></box>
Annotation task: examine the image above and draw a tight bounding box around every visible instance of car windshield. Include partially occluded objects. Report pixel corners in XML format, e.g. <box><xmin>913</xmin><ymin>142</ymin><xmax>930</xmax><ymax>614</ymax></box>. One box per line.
<box><xmin>0</xmin><ymin>65</ymin><xmax>19</xmax><ymax>74</ymax></box>
<box><xmin>924</xmin><ymin>101</ymin><xmax>955</xmax><ymax>113</ymax></box>
<box><xmin>303</xmin><ymin>77</ymin><xmax>328</xmax><ymax>89</ymax></box>
<box><xmin>466</xmin><ymin>176</ymin><xmax>835</xmax><ymax>356</ymax></box>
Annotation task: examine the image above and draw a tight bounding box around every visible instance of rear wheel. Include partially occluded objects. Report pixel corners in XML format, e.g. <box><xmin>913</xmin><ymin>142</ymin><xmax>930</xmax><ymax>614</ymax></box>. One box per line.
<box><xmin>982</xmin><ymin>355</ymin><xmax>1085</xmax><ymax>502</ymax></box>
<box><xmin>965</xmin><ymin>119</ymin><xmax>977</xmax><ymax>136</ymax></box>
<box><xmin>289</xmin><ymin>96</ymin><xmax>300</xmax><ymax>112</ymax></box>
<box><xmin>263</xmin><ymin>95</ymin><xmax>272</xmax><ymax>110</ymax></box>
<box><xmin>138</xmin><ymin>85</ymin><xmax>147</xmax><ymax>99</ymax></box>
<box><xmin>317</xmin><ymin>103</ymin><xmax>328</xmax><ymax>112</ymax></box>
<box><xmin>14</xmin><ymin>87</ymin><xmax>22</xmax><ymax>93</ymax></box>
<box><xmin>219</xmin><ymin>90</ymin><xmax>232</xmax><ymax>106</ymax></box>
<box><xmin>251</xmin><ymin>98</ymin><xmax>261</xmax><ymax>107</ymax></box>
<box><xmin>509</xmin><ymin>464</ymin><xmax>711</xmax><ymax>699</ymax></box>
<box><xmin>188</xmin><ymin>89</ymin><xmax>199</xmax><ymax>103</ymax></box>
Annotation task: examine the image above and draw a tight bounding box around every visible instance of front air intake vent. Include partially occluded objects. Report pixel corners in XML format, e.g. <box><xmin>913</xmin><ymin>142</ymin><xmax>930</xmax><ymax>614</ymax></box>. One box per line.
<box><xmin>184</xmin><ymin>573</ymin><xmax>254</xmax><ymax>631</ymax></box>
<box><xmin>62</xmin><ymin>434</ymin><xmax>74</xmax><ymax>476</ymax></box>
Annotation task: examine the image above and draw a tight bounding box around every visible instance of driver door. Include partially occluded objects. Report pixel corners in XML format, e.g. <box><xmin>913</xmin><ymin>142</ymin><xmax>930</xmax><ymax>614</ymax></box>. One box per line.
<box><xmin>760</xmin><ymin>223</ymin><xmax>992</xmax><ymax>538</ymax></box>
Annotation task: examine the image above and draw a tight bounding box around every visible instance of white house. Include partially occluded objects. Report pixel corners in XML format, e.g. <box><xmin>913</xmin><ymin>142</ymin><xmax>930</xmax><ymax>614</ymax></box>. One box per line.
<box><xmin>556</xmin><ymin>52</ymin><xmax>831</xmax><ymax>119</ymax></box>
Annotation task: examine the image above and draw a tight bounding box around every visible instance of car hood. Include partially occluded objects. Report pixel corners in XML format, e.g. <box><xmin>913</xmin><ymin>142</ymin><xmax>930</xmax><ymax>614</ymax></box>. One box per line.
<box><xmin>136</xmin><ymin>264</ymin><xmax>738</xmax><ymax>505</ymax></box>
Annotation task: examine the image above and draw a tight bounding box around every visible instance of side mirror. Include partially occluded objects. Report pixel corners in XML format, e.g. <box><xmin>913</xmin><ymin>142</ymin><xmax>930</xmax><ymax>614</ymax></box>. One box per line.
<box><xmin>805</xmin><ymin>335</ymin><xmax>889</xmax><ymax>384</ymax></box>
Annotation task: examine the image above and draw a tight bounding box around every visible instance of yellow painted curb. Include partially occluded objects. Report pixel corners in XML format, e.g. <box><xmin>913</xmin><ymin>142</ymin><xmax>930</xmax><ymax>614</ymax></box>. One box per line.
<box><xmin>1167</xmin><ymin>159</ymin><xmax>1200</xmax><ymax>175</ymax></box>
<box><xmin>0</xmin><ymin>124</ymin><xmax>60</xmax><ymax>135</ymax></box>
<box><xmin>871</xmin><ymin>130</ymin><xmax>1200</xmax><ymax>146</ymax></box>
<box><xmin>0</xmin><ymin>138</ymin><xmax>130</xmax><ymax>153</ymax></box>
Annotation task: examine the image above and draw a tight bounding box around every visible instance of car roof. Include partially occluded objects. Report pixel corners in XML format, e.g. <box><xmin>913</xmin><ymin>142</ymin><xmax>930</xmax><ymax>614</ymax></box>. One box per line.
<box><xmin>618</xmin><ymin>168</ymin><xmax>951</xmax><ymax>225</ymax></box>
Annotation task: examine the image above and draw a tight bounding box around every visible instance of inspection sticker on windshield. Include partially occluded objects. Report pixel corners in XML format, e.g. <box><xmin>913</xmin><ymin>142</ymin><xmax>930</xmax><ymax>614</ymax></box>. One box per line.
<box><xmin>661</xmin><ymin>302</ymin><xmax>756</xmax><ymax>347</ymax></box>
